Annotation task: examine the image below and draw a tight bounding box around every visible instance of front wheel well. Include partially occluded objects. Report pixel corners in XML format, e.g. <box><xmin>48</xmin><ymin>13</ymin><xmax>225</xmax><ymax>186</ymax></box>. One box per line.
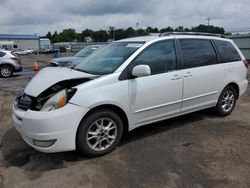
<box><xmin>226</xmin><ymin>82</ymin><xmax>239</xmax><ymax>99</ymax></box>
<box><xmin>77</xmin><ymin>104</ymin><xmax>129</xmax><ymax>136</ymax></box>
<box><xmin>0</xmin><ymin>64</ymin><xmax>14</xmax><ymax>69</ymax></box>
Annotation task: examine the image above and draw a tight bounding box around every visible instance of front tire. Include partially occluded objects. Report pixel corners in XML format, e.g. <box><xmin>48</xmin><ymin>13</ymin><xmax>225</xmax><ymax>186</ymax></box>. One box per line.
<box><xmin>77</xmin><ymin>109</ymin><xmax>123</xmax><ymax>157</ymax></box>
<box><xmin>0</xmin><ymin>65</ymin><xmax>13</xmax><ymax>78</ymax></box>
<box><xmin>214</xmin><ymin>85</ymin><xmax>237</xmax><ymax>116</ymax></box>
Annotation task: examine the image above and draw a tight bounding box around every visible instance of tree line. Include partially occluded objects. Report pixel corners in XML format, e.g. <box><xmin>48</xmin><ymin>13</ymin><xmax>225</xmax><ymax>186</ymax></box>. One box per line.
<box><xmin>42</xmin><ymin>24</ymin><xmax>226</xmax><ymax>43</ymax></box>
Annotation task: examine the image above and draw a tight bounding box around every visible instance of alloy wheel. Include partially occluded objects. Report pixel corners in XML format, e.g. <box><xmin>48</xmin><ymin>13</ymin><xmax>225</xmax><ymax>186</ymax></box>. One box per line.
<box><xmin>1</xmin><ymin>67</ymin><xmax>12</xmax><ymax>77</ymax></box>
<box><xmin>221</xmin><ymin>90</ymin><xmax>235</xmax><ymax>112</ymax></box>
<box><xmin>86</xmin><ymin>118</ymin><xmax>117</xmax><ymax>151</ymax></box>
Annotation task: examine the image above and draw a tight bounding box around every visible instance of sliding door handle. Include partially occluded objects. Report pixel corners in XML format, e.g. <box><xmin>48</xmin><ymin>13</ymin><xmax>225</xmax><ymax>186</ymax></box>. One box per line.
<box><xmin>184</xmin><ymin>72</ymin><xmax>193</xmax><ymax>77</ymax></box>
<box><xmin>171</xmin><ymin>74</ymin><xmax>181</xmax><ymax>80</ymax></box>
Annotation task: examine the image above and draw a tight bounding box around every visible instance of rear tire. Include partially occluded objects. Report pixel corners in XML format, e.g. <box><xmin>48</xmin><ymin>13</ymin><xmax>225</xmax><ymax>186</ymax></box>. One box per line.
<box><xmin>214</xmin><ymin>85</ymin><xmax>237</xmax><ymax>116</ymax></box>
<box><xmin>0</xmin><ymin>65</ymin><xmax>13</xmax><ymax>78</ymax></box>
<box><xmin>77</xmin><ymin>108</ymin><xmax>123</xmax><ymax>157</ymax></box>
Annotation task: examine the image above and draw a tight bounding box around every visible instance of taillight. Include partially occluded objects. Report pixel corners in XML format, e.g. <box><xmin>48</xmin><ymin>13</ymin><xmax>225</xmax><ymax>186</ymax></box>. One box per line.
<box><xmin>11</xmin><ymin>57</ymin><xmax>21</xmax><ymax>61</ymax></box>
<box><xmin>243</xmin><ymin>60</ymin><xmax>248</xmax><ymax>68</ymax></box>
<box><xmin>10</xmin><ymin>57</ymin><xmax>19</xmax><ymax>61</ymax></box>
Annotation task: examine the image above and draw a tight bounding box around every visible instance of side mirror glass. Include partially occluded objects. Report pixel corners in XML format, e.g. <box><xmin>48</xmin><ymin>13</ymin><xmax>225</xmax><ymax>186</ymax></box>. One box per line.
<box><xmin>132</xmin><ymin>65</ymin><xmax>151</xmax><ymax>78</ymax></box>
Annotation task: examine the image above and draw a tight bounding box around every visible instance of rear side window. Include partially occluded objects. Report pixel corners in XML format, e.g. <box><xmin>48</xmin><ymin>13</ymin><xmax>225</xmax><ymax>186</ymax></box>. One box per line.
<box><xmin>213</xmin><ymin>40</ymin><xmax>241</xmax><ymax>63</ymax></box>
<box><xmin>0</xmin><ymin>51</ymin><xmax>6</xmax><ymax>57</ymax></box>
<box><xmin>179</xmin><ymin>39</ymin><xmax>217</xmax><ymax>69</ymax></box>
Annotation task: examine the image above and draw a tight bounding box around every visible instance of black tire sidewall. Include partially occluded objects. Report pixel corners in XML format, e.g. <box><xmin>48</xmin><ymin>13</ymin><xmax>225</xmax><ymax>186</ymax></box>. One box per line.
<box><xmin>0</xmin><ymin>65</ymin><xmax>13</xmax><ymax>78</ymax></box>
<box><xmin>215</xmin><ymin>86</ymin><xmax>237</xmax><ymax>116</ymax></box>
<box><xmin>77</xmin><ymin>109</ymin><xmax>123</xmax><ymax>157</ymax></box>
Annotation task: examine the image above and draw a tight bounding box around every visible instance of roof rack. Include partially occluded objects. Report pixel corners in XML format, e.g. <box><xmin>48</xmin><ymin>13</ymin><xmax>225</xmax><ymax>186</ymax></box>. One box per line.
<box><xmin>159</xmin><ymin>32</ymin><xmax>225</xmax><ymax>38</ymax></box>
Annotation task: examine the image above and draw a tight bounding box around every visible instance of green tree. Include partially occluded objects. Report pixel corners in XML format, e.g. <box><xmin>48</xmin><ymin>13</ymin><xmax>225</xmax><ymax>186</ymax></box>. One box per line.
<box><xmin>93</xmin><ymin>30</ymin><xmax>109</xmax><ymax>42</ymax></box>
<box><xmin>175</xmin><ymin>26</ymin><xmax>184</xmax><ymax>32</ymax></box>
<box><xmin>45</xmin><ymin>31</ymin><xmax>52</xmax><ymax>41</ymax></box>
<box><xmin>191</xmin><ymin>24</ymin><xmax>225</xmax><ymax>34</ymax></box>
<box><xmin>43</xmin><ymin>24</ymin><xmax>226</xmax><ymax>43</ymax></box>
<box><xmin>124</xmin><ymin>27</ymin><xmax>136</xmax><ymax>37</ymax></box>
<box><xmin>160</xmin><ymin>27</ymin><xmax>174</xmax><ymax>32</ymax></box>
<box><xmin>60</xmin><ymin>28</ymin><xmax>77</xmax><ymax>42</ymax></box>
<box><xmin>146</xmin><ymin>27</ymin><xmax>159</xmax><ymax>33</ymax></box>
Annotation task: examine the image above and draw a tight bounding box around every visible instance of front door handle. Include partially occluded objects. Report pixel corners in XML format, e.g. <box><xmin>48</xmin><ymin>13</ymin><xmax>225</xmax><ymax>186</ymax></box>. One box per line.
<box><xmin>171</xmin><ymin>74</ymin><xmax>181</xmax><ymax>80</ymax></box>
<box><xmin>184</xmin><ymin>72</ymin><xmax>193</xmax><ymax>77</ymax></box>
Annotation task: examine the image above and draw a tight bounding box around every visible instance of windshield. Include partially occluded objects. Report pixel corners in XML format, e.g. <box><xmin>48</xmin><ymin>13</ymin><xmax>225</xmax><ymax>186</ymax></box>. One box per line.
<box><xmin>74</xmin><ymin>46</ymin><xmax>100</xmax><ymax>57</ymax></box>
<box><xmin>74</xmin><ymin>42</ymin><xmax>144</xmax><ymax>75</ymax></box>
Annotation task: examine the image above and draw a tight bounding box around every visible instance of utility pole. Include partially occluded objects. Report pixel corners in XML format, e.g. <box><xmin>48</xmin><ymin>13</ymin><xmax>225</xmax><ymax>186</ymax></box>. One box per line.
<box><xmin>109</xmin><ymin>26</ymin><xmax>115</xmax><ymax>41</ymax></box>
<box><xmin>136</xmin><ymin>22</ymin><xmax>139</xmax><ymax>30</ymax></box>
<box><xmin>206</xmin><ymin>18</ymin><xmax>211</xmax><ymax>26</ymax></box>
<box><xmin>206</xmin><ymin>18</ymin><xmax>211</xmax><ymax>32</ymax></box>
<box><xmin>136</xmin><ymin>23</ymin><xmax>139</xmax><ymax>35</ymax></box>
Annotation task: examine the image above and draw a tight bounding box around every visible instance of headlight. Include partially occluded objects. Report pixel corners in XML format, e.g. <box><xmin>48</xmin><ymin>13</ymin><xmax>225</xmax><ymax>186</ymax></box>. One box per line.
<box><xmin>41</xmin><ymin>89</ymin><xmax>69</xmax><ymax>111</ymax></box>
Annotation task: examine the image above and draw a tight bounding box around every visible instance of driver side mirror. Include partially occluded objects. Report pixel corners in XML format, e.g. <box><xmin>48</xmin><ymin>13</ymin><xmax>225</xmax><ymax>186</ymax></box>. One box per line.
<box><xmin>132</xmin><ymin>65</ymin><xmax>151</xmax><ymax>78</ymax></box>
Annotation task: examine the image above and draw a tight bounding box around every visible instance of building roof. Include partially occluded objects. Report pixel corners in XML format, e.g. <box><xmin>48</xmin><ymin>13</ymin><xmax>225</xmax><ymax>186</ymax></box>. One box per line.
<box><xmin>0</xmin><ymin>34</ymin><xmax>39</xmax><ymax>40</ymax></box>
<box><xmin>39</xmin><ymin>38</ymin><xmax>50</xmax><ymax>41</ymax></box>
<box><xmin>227</xmin><ymin>34</ymin><xmax>250</xmax><ymax>39</ymax></box>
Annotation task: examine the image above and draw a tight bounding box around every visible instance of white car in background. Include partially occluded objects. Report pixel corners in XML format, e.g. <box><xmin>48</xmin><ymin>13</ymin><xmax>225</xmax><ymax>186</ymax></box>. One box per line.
<box><xmin>13</xmin><ymin>49</ymin><xmax>34</xmax><ymax>55</ymax></box>
<box><xmin>26</xmin><ymin>49</ymin><xmax>35</xmax><ymax>54</ymax></box>
<box><xmin>0</xmin><ymin>49</ymin><xmax>22</xmax><ymax>77</ymax></box>
<box><xmin>13</xmin><ymin>33</ymin><xmax>248</xmax><ymax>157</ymax></box>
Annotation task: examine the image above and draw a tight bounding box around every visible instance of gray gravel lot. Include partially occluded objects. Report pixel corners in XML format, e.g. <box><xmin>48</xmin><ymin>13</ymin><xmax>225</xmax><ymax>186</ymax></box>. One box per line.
<box><xmin>0</xmin><ymin>55</ymin><xmax>250</xmax><ymax>188</ymax></box>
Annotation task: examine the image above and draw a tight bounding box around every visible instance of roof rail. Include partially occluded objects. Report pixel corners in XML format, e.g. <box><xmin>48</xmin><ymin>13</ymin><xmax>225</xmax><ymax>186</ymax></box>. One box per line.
<box><xmin>159</xmin><ymin>32</ymin><xmax>225</xmax><ymax>38</ymax></box>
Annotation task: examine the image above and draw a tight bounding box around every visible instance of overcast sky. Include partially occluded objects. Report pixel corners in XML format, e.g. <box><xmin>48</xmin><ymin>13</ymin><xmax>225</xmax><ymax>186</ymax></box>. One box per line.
<box><xmin>0</xmin><ymin>0</ymin><xmax>249</xmax><ymax>35</ymax></box>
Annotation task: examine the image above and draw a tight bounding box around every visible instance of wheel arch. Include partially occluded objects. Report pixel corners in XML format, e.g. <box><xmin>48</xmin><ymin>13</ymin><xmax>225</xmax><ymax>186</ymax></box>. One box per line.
<box><xmin>226</xmin><ymin>82</ymin><xmax>239</xmax><ymax>99</ymax></box>
<box><xmin>0</xmin><ymin>62</ymin><xmax>15</xmax><ymax>69</ymax></box>
<box><xmin>75</xmin><ymin>104</ymin><xmax>130</xmax><ymax>147</ymax></box>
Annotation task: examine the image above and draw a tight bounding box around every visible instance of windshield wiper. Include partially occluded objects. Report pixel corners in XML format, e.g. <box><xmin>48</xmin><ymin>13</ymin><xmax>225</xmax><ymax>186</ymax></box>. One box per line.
<box><xmin>73</xmin><ymin>67</ymin><xmax>108</xmax><ymax>75</ymax></box>
<box><xmin>73</xmin><ymin>68</ymin><xmax>93</xmax><ymax>74</ymax></box>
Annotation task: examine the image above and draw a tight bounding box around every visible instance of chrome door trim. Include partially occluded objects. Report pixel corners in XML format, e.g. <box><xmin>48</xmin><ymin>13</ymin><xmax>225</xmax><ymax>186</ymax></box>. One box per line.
<box><xmin>134</xmin><ymin>100</ymin><xmax>182</xmax><ymax>114</ymax></box>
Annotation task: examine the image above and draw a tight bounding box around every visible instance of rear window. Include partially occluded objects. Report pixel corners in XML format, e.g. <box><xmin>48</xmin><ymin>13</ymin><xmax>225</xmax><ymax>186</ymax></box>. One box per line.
<box><xmin>213</xmin><ymin>40</ymin><xmax>241</xmax><ymax>63</ymax></box>
<box><xmin>179</xmin><ymin>39</ymin><xmax>217</xmax><ymax>69</ymax></box>
<box><xmin>0</xmin><ymin>51</ymin><xmax>6</xmax><ymax>57</ymax></box>
<box><xmin>11</xmin><ymin>52</ymin><xmax>18</xmax><ymax>57</ymax></box>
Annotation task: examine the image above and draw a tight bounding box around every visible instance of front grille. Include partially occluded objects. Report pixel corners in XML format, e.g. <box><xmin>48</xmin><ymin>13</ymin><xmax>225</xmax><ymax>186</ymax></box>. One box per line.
<box><xmin>16</xmin><ymin>93</ymin><xmax>33</xmax><ymax>111</ymax></box>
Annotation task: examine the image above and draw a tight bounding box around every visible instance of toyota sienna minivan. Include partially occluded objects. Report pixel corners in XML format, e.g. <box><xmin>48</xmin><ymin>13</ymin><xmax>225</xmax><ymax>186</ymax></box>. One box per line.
<box><xmin>13</xmin><ymin>32</ymin><xmax>248</xmax><ymax>157</ymax></box>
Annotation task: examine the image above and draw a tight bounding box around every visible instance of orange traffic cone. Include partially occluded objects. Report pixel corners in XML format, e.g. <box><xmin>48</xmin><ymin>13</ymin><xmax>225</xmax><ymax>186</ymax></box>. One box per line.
<box><xmin>34</xmin><ymin>61</ymin><xmax>39</xmax><ymax>73</ymax></box>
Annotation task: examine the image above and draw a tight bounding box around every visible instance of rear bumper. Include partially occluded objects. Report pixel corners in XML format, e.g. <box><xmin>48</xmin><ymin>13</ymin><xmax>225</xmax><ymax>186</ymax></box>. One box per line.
<box><xmin>239</xmin><ymin>79</ymin><xmax>248</xmax><ymax>96</ymax></box>
<box><xmin>13</xmin><ymin>65</ymin><xmax>22</xmax><ymax>72</ymax></box>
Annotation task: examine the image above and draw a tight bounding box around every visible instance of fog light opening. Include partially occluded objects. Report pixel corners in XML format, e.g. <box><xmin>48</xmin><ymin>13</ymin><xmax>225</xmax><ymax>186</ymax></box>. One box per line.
<box><xmin>33</xmin><ymin>139</ymin><xmax>57</xmax><ymax>148</ymax></box>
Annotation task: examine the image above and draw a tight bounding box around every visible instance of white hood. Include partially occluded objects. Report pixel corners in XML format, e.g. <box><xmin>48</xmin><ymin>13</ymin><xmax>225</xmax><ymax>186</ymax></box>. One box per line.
<box><xmin>24</xmin><ymin>67</ymin><xmax>94</xmax><ymax>97</ymax></box>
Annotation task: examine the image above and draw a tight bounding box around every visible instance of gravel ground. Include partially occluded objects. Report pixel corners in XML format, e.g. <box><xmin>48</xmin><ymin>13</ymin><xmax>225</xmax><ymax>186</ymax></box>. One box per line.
<box><xmin>0</xmin><ymin>56</ymin><xmax>249</xmax><ymax>188</ymax></box>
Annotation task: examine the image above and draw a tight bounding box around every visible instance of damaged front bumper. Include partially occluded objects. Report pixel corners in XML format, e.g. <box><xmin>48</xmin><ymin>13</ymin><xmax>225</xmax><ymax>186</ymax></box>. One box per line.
<box><xmin>12</xmin><ymin>102</ymin><xmax>89</xmax><ymax>153</ymax></box>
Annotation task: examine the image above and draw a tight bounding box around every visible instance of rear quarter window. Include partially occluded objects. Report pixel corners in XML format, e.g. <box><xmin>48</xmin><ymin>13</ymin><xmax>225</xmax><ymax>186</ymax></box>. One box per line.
<box><xmin>213</xmin><ymin>40</ymin><xmax>241</xmax><ymax>63</ymax></box>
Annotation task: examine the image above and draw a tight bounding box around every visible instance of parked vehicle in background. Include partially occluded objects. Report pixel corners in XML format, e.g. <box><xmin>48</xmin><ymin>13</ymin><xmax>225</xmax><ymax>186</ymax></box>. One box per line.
<box><xmin>13</xmin><ymin>49</ymin><xmax>34</xmax><ymax>55</ymax></box>
<box><xmin>12</xmin><ymin>33</ymin><xmax>248</xmax><ymax>157</ymax></box>
<box><xmin>13</xmin><ymin>49</ymin><xmax>28</xmax><ymax>55</ymax></box>
<box><xmin>44</xmin><ymin>48</ymin><xmax>60</xmax><ymax>54</ymax></box>
<box><xmin>26</xmin><ymin>49</ymin><xmax>35</xmax><ymax>54</ymax></box>
<box><xmin>50</xmin><ymin>45</ymin><xmax>103</xmax><ymax>67</ymax></box>
<box><xmin>59</xmin><ymin>46</ymin><xmax>67</xmax><ymax>53</ymax></box>
<box><xmin>34</xmin><ymin>48</ymin><xmax>46</xmax><ymax>54</ymax></box>
<box><xmin>0</xmin><ymin>49</ymin><xmax>22</xmax><ymax>77</ymax></box>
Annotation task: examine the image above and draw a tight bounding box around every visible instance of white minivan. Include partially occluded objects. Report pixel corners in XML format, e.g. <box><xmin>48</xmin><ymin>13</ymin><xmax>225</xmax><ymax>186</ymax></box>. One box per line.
<box><xmin>13</xmin><ymin>33</ymin><xmax>248</xmax><ymax>157</ymax></box>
